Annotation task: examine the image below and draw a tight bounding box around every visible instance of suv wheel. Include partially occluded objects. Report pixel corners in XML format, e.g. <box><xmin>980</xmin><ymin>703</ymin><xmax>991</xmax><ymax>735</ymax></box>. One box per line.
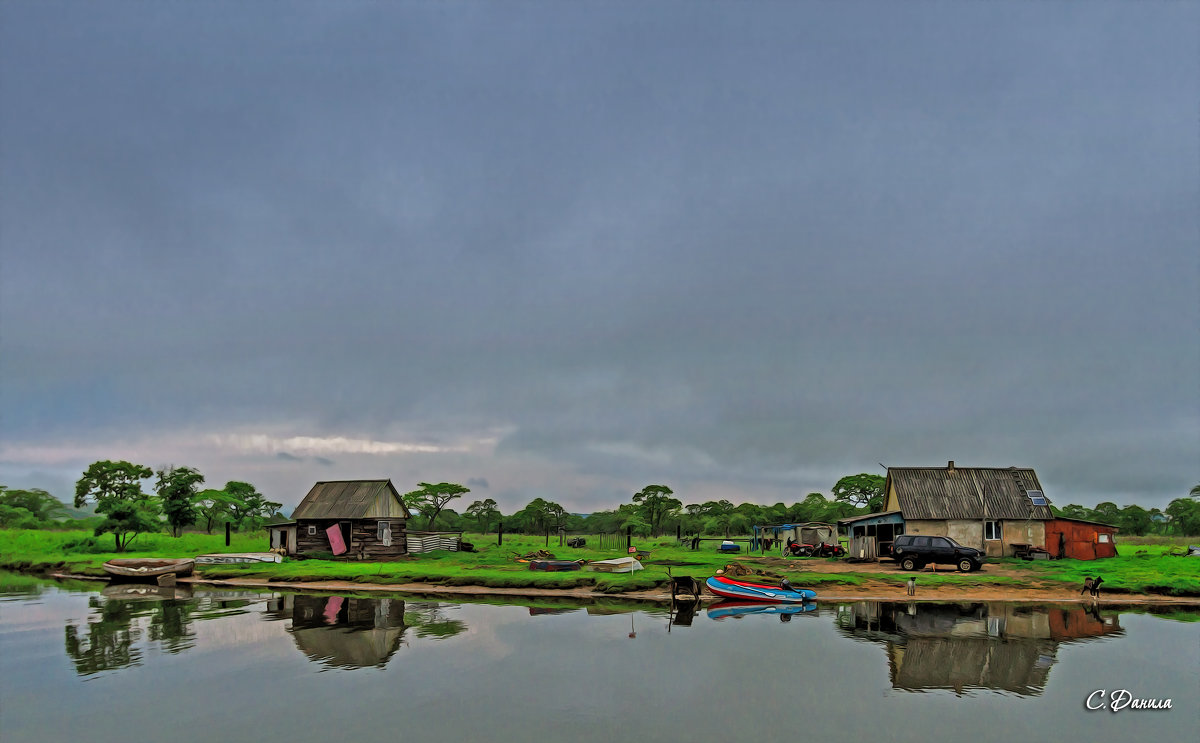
<box><xmin>957</xmin><ymin>557</ymin><xmax>976</xmax><ymax>572</ymax></box>
<box><xmin>900</xmin><ymin>556</ymin><xmax>920</xmax><ymax>571</ymax></box>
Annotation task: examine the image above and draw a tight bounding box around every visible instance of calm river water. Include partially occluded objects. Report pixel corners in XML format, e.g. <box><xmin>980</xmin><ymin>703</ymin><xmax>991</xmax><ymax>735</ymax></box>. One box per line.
<box><xmin>0</xmin><ymin>574</ymin><xmax>1195</xmax><ymax>743</ymax></box>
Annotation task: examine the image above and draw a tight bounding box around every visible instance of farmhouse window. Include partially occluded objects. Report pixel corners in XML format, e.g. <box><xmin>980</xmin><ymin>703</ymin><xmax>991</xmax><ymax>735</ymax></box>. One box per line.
<box><xmin>1098</xmin><ymin>533</ymin><xmax>1111</xmax><ymax>543</ymax></box>
<box><xmin>308</xmin><ymin>525</ymin><xmax>317</xmax><ymax>536</ymax></box>
<box><xmin>984</xmin><ymin>521</ymin><xmax>1002</xmax><ymax>541</ymax></box>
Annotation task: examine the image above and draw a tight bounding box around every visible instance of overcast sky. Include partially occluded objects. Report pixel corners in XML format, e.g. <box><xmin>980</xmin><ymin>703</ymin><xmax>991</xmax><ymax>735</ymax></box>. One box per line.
<box><xmin>1</xmin><ymin>1</ymin><xmax>1196</xmax><ymax>515</ymax></box>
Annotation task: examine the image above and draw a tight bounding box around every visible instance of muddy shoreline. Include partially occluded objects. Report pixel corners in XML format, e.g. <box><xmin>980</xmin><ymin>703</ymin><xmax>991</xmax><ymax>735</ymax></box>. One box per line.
<box><xmin>49</xmin><ymin>571</ymin><xmax>1200</xmax><ymax>607</ymax></box>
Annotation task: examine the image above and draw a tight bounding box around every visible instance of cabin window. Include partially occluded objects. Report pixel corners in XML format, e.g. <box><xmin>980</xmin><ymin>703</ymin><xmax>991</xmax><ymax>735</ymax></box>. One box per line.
<box><xmin>1098</xmin><ymin>533</ymin><xmax>1111</xmax><ymax>543</ymax></box>
<box><xmin>984</xmin><ymin>520</ymin><xmax>1002</xmax><ymax>541</ymax></box>
<box><xmin>377</xmin><ymin>521</ymin><xmax>390</xmax><ymax>540</ymax></box>
<box><xmin>308</xmin><ymin>525</ymin><xmax>317</xmax><ymax>536</ymax></box>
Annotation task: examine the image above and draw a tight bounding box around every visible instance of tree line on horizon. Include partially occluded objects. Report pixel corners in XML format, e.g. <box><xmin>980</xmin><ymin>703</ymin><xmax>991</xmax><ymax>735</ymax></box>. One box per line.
<box><xmin>4</xmin><ymin>469</ymin><xmax>1199</xmax><ymax>543</ymax></box>
<box><xmin>0</xmin><ymin>459</ymin><xmax>282</xmax><ymax>552</ymax></box>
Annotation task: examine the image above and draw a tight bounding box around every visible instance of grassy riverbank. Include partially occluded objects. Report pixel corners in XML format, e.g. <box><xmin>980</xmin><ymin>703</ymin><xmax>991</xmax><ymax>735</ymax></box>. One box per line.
<box><xmin>2</xmin><ymin>528</ymin><xmax>1198</xmax><ymax>597</ymax></box>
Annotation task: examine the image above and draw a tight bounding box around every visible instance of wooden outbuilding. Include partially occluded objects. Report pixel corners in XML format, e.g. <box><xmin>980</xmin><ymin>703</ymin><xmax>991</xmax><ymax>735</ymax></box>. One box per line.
<box><xmin>1043</xmin><ymin>517</ymin><xmax>1119</xmax><ymax>560</ymax></box>
<box><xmin>292</xmin><ymin>479</ymin><xmax>412</xmax><ymax>560</ymax></box>
<box><xmin>265</xmin><ymin>514</ymin><xmax>297</xmax><ymax>556</ymax></box>
<box><xmin>839</xmin><ymin>511</ymin><xmax>906</xmax><ymax>560</ymax></box>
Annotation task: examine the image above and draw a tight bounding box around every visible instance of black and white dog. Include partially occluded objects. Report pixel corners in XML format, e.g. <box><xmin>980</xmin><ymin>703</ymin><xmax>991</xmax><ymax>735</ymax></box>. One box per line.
<box><xmin>1081</xmin><ymin>576</ymin><xmax>1104</xmax><ymax>598</ymax></box>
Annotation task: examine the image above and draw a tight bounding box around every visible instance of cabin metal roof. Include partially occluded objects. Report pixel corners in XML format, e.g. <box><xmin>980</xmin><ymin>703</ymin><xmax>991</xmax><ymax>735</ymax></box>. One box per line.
<box><xmin>887</xmin><ymin>466</ymin><xmax>1054</xmax><ymax>521</ymax></box>
<box><xmin>291</xmin><ymin>480</ymin><xmax>412</xmax><ymax>520</ymax></box>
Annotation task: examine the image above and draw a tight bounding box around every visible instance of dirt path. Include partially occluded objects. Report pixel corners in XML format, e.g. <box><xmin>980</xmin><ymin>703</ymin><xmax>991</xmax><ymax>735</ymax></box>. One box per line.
<box><xmin>52</xmin><ymin>572</ymin><xmax>1198</xmax><ymax>607</ymax></box>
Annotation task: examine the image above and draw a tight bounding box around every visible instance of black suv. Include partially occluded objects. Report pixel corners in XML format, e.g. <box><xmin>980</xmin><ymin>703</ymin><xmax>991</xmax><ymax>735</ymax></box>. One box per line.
<box><xmin>890</xmin><ymin>535</ymin><xmax>984</xmax><ymax>572</ymax></box>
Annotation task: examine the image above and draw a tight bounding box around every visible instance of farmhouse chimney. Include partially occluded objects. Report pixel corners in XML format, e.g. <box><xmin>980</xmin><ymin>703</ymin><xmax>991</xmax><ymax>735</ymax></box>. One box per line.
<box><xmin>947</xmin><ymin>460</ymin><xmax>955</xmax><ymax>473</ymax></box>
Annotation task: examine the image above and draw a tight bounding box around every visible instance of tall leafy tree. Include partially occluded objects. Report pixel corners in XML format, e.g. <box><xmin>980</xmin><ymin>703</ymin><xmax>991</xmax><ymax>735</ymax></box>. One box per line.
<box><xmin>1165</xmin><ymin>498</ymin><xmax>1200</xmax><ymax>536</ymax></box>
<box><xmin>404</xmin><ymin>482</ymin><xmax>469</xmax><ymax>530</ymax></box>
<box><xmin>631</xmin><ymin>484</ymin><xmax>682</xmax><ymax>536</ymax></box>
<box><xmin>194</xmin><ymin>489</ymin><xmax>236</xmax><ymax>534</ymax></box>
<box><xmin>1118</xmin><ymin>504</ymin><xmax>1153</xmax><ymax>536</ymax></box>
<box><xmin>222</xmin><ymin>481</ymin><xmax>281</xmax><ymax>531</ymax></box>
<box><xmin>831</xmin><ymin>474</ymin><xmax>885</xmax><ymax>512</ymax></box>
<box><xmin>464</xmin><ymin>498</ymin><xmax>500</xmax><ymax>533</ymax></box>
<box><xmin>155</xmin><ymin>466</ymin><xmax>204</xmax><ymax>537</ymax></box>
<box><xmin>74</xmin><ymin>460</ymin><xmax>159</xmax><ymax>551</ymax></box>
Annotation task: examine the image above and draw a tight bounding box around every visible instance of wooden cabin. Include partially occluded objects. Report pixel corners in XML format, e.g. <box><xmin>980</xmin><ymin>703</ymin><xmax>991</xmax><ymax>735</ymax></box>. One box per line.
<box><xmin>880</xmin><ymin>462</ymin><xmax>1055</xmax><ymax>558</ymax></box>
<box><xmin>291</xmin><ymin>479</ymin><xmax>412</xmax><ymax>560</ymax></box>
<box><xmin>1043</xmin><ymin>517</ymin><xmax>1119</xmax><ymax>560</ymax></box>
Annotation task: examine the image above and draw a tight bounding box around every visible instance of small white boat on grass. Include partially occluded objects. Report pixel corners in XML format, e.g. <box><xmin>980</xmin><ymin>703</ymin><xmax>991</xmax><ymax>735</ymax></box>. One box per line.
<box><xmin>588</xmin><ymin>557</ymin><xmax>643</xmax><ymax>573</ymax></box>
<box><xmin>194</xmin><ymin>552</ymin><xmax>284</xmax><ymax>565</ymax></box>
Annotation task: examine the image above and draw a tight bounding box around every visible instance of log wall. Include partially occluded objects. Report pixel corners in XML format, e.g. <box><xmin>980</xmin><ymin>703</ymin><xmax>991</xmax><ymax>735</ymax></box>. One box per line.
<box><xmin>295</xmin><ymin>518</ymin><xmax>408</xmax><ymax>559</ymax></box>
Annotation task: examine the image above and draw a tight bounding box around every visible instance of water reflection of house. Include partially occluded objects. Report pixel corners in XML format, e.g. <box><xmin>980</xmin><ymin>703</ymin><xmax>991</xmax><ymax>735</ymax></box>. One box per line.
<box><xmin>837</xmin><ymin>602</ymin><xmax>1122</xmax><ymax>696</ymax></box>
<box><xmin>267</xmin><ymin>594</ymin><xmax>408</xmax><ymax>669</ymax></box>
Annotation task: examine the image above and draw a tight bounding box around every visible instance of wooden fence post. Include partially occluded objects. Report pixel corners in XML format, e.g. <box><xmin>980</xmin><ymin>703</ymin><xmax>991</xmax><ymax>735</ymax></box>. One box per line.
<box><xmin>498</xmin><ymin>522</ymin><xmax>503</xmax><ymax>546</ymax></box>
<box><xmin>225</xmin><ymin>521</ymin><xmax>231</xmax><ymax>546</ymax></box>
<box><xmin>626</xmin><ymin>526</ymin><xmax>632</xmax><ymax>551</ymax></box>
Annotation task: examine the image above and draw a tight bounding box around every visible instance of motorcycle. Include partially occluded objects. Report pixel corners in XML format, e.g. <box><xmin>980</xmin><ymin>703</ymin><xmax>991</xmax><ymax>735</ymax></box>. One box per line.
<box><xmin>785</xmin><ymin>540</ymin><xmax>846</xmax><ymax>558</ymax></box>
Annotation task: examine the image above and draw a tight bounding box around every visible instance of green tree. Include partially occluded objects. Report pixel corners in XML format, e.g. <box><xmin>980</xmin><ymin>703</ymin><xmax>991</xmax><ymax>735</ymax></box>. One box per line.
<box><xmin>1091</xmin><ymin>502</ymin><xmax>1121</xmax><ymax>525</ymax></box>
<box><xmin>516</xmin><ymin>497</ymin><xmax>568</xmax><ymax>535</ymax></box>
<box><xmin>831</xmin><ymin>474</ymin><xmax>885</xmax><ymax>512</ymax></box>
<box><xmin>1056</xmin><ymin>503</ymin><xmax>1092</xmax><ymax>520</ymax></box>
<box><xmin>74</xmin><ymin>460</ymin><xmax>159</xmax><ymax>551</ymax></box>
<box><xmin>0</xmin><ymin>503</ymin><xmax>41</xmax><ymax>528</ymax></box>
<box><xmin>1165</xmin><ymin>498</ymin><xmax>1200</xmax><ymax>536</ymax></box>
<box><xmin>404</xmin><ymin>482</ymin><xmax>469</xmax><ymax>530</ymax></box>
<box><xmin>155</xmin><ymin>466</ymin><xmax>204</xmax><ymax>537</ymax></box>
<box><xmin>631</xmin><ymin>484</ymin><xmax>682</xmax><ymax>537</ymax></box>
<box><xmin>0</xmin><ymin>486</ymin><xmax>68</xmax><ymax>523</ymax></box>
<box><xmin>194</xmin><ymin>489</ymin><xmax>236</xmax><ymax>534</ymax></box>
<box><xmin>464</xmin><ymin>498</ymin><xmax>500</xmax><ymax>533</ymax></box>
<box><xmin>1118</xmin><ymin>505</ymin><xmax>1153</xmax><ymax>536</ymax></box>
<box><xmin>222</xmin><ymin>481</ymin><xmax>281</xmax><ymax>531</ymax></box>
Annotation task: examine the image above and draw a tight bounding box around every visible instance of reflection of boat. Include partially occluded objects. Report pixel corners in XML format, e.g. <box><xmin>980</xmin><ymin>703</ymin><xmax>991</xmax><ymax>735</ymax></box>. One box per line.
<box><xmin>101</xmin><ymin>583</ymin><xmax>193</xmax><ymax>601</ymax></box>
<box><xmin>588</xmin><ymin>557</ymin><xmax>643</xmax><ymax>573</ymax></box>
<box><xmin>194</xmin><ymin>552</ymin><xmax>283</xmax><ymax>565</ymax></box>
<box><xmin>705</xmin><ymin>576</ymin><xmax>816</xmax><ymax>603</ymax></box>
<box><xmin>103</xmin><ymin>558</ymin><xmax>195</xmax><ymax>581</ymax></box>
<box><xmin>528</xmin><ymin>560</ymin><xmax>583</xmax><ymax>571</ymax></box>
<box><xmin>706</xmin><ymin>599</ymin><xmax>817</xmax><ymax>620</ymax></box>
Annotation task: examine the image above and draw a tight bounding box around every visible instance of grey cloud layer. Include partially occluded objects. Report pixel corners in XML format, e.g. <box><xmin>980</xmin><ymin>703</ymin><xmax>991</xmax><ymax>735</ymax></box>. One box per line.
<box><xmin>2</xmin><ymin>2</ymin><xmax>1196</xmax><ymax>509</ymax></box>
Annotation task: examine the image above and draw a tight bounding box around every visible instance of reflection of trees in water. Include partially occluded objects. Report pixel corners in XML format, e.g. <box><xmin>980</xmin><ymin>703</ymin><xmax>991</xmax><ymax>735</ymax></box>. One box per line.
<box><xmin>405</xmin><ymin>601</ymin><xmax>468</xmax><ymax>641</ymax></box>
<box><xmin>64</xmin><ymin>592</ymin><xmax>197</xmax><ymax>675</ymax></box>
<box><xmin>836</xmin><ymin>601</ymin><xmax>1123</xmax><ymax>697</ymax></box>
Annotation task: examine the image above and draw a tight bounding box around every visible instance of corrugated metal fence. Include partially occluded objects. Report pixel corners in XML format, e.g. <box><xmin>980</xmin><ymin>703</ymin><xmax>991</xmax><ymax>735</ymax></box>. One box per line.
<box><xmin>406</xmin><ymin>531</ymin><xmax>462</xmax><ymax>554</ymax></box>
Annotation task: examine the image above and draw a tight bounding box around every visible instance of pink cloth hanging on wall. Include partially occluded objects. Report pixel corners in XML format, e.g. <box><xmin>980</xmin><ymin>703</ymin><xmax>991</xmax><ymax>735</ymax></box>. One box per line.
<box><xmin>326</xmin><ymin>524</ymin><xmax>347</xmax><ymax>555</ymax></box>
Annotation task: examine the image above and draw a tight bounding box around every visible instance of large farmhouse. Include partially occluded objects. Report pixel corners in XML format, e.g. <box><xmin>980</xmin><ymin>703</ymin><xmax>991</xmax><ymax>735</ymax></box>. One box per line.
<box><xmin>290</xmin><ymin>479</ymin><xmax>412</xmax><ymax>560</ymax></box>
<box><xmin>841</xmin><ymin>462</ymin><xmax>1118</xmax><ymax>560</ymax></box>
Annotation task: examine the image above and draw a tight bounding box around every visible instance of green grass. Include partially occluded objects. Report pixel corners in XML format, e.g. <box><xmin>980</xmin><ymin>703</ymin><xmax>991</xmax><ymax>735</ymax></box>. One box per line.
<box><xmin>3</xmin><ymin>529</ymin><xmax>1198</xmax><ymax>596</ymax></box>
<box><xmin>998</xmin><ymin>548</ymin><xmax>1200</xmax><ymax>596</ymax></box>
<box><xmin>0</xmin><ymin>528</ymin><xmax>270</xmax><ymax>575</ymax></box>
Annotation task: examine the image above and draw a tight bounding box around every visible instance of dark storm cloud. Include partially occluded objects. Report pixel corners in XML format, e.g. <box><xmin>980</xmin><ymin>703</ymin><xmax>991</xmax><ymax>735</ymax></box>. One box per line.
<box><xmin>1</xmin><ymin>1</ymin><xmax>1196</xmax><ymax>509</ymax></box>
